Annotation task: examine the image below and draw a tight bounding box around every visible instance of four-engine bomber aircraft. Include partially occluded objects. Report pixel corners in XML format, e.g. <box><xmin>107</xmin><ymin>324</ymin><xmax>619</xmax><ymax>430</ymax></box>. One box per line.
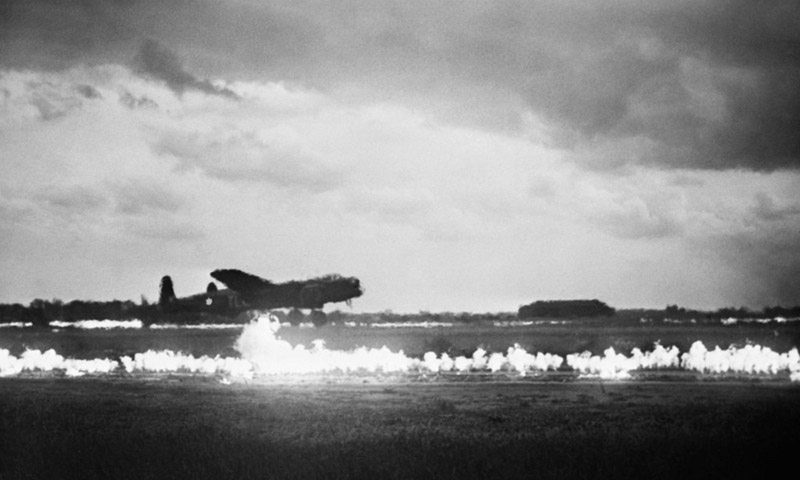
<box><xmin>157</xmin><ymin>269</ymin><xmax>363</xmax><ymax>326</ymax></box>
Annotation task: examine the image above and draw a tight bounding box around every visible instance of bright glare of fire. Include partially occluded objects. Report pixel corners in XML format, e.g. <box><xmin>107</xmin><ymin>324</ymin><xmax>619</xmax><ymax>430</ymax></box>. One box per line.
<box><xmin>1</xmin><ymin>317</ymin><xmax>798</xmax><ymax>381</ymax></box>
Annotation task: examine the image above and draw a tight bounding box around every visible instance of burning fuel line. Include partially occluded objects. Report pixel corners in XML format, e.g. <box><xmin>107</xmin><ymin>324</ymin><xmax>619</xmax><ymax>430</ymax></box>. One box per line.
<box><xmin>1</xmin><ymin>317</ymin><xmax>799</xmax><ymax>380</ymax></box>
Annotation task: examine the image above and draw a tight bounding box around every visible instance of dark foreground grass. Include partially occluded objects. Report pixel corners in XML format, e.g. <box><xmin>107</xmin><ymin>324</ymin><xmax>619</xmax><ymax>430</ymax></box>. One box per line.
<box><xmin>1</xmin><ymin>378</ymin><xmax>798</xmax><ymax>479</ymax></box>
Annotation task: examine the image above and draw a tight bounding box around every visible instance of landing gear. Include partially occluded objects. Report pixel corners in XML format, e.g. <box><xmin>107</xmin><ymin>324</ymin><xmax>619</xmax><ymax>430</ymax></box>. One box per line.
<box><xmin>287</xmin><ymin>308</ymin><xmax>304</xmax><ymax>326</ymax></box>
<box><xmin>235</xmin><ymin>309</ymin><xmax>261</xmax><ymax>323</ymax></box>
<box><xmin>269</xmin><ymin>309</ymin><xmax>287</xmax><ymax>324</ymax></box>
<box><xmin>310</xmin><ymin>309</ymin><xmax>327</xmax><ymax>327</ymax></box>
<box><xmin>284</xmin><ymin>308</ymin><xmax>327</xmax><ymax>327</ymax></box>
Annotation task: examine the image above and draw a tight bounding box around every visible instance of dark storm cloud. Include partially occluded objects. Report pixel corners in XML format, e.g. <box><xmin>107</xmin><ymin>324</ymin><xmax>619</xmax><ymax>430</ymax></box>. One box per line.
<box><xmin>645</xmin><ymin>0</ymin><xmax>800</xmax><ymax>68</ymax></box>
<box><xmin>702</xmin><ymin>228</ymin><xmax>800</xmax><ymax>308</ymax></box>
<box><xmin>3</xmin><ymin>0</ymin><xmax>799</xmax><ymax>170</ymax></box>
<box><xmin>0</xmin><ymin>0</ymin><xmax>316</xmax><ymax>78</ymax></box>
<box><xmin>134</xmin><ymin>39</ymin><xmax>238</xmax><ymax>99</ymax></box>
<box><xmin>281</xmin><ymin>0</ymin><xmax>800</xmax><ymax>171</ymax></box>
<box><xmin>433</xmin><ymin>0</ymin><xmax>800</xmax><ymax>170</ymax></box>
<box><xmin>640</xmin><ymin>10</ymin><xmax>800</xmax><ymax>172</ymax></box>
<box><xmin>0</xmin><ymin>0</ymin><xmax>139</xmax><ymax>70</ymax></box>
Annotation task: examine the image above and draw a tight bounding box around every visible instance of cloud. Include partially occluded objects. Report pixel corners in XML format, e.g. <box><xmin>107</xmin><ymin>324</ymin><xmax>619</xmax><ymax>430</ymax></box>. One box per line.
<box><xmin>3</xmin><ymin>1</ymin><xmax>798</xmax><ymax>171</ymax></box>
<box><xmin>751</xmin><ymin>192</ymin><xmax>800</xmax><ymax>222</ymax></box>
<box><xmin>1</xmin><ymin>180</ymin><xmax>195</xmax><ymax>242</ymax></box>
<box><xmin>118</xmin><ymin>90</ymin><xmax>157</xmax><ymax>109</ymax></box>
<box><xmin>344</xmin><ymin>187</ymin><xmax>430</xmax><ymax>224</ymax></box>
<box><xmin>29</xmin><ymin>82</ymin><xmax>84</xmax><ymax>121</ymax></box>
<box><xmin>134</xmin><ymin>39</ymin><xmax>239</xmax><ymax>100</ymax></box>
<box><xmin>0</xmin><ymin>187</ymin><xmax>37</xmax><ymax>231</ymax></box>
<box><xmin>462</xmin><ymin>0</ymin><xmax>800</xmax><ymax>170</ymax></box>
<box><xmin>34</xmin><ymin>186</ymin><xmax>107</xmax><ymax>213</ymax></box>
<box><xmin>113</xmin><ymin>180</ymin><xmax>184</xmax><ymax>216</ymax></box>
<box><xmin>593</xmin><ymin>193</ymin><xmax>687</xmax><ymax>240</ymax></box>
<box><xmin>122</xmin><ymin>216</ymin><xmax>204</xmax><ymax>242</ymax></box>
<box><xmin>155</xmin><ymin>129</ymin><xmax>342</xmax><ymax>192</ymax></box>
<box><xmin>338</xmin><ymin>1</ymin><xmax>800</xmax><ymax>171</ymax></box>
<box><xmin>0</xmin><ymin>70</ymin><xmax>103</xmax><ymax>125</ymax></box>
<box><xmin>0</xmin><ymin>0</ymin><xmax>137</xmax><ymax>70</ymax></box>
<box><xmin>1</xmin><ymin>40</ymin><xmax>799</xmax><ymax>309</ymax></box>
<box><xmin>75</xmin><ymin>84</ymin><xmax>102</xmax><ymax>99</ymax></box>
<box><xmin>695</xmin><ymin>227</ymin><xmax>800</xmax><ymax>308</ymax></box>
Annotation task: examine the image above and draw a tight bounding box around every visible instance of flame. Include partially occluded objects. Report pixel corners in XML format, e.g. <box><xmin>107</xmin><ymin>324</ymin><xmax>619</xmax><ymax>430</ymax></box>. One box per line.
<box><xmin>1</xmin><ymin>316</ymin><xmax>798</xmax><ymax>381</ymax></box>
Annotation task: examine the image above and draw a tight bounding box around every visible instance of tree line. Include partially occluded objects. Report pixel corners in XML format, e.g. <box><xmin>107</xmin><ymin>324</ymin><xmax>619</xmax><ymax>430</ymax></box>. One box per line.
<box><xmin>1</xmin><ymin>297</ymin><xmax>799</xmax><ymax>326</ymax></box>
<box><xmin>0</xmin><ymin>298</ymin><xmax>154</xmax><ymax>326</ymax></box>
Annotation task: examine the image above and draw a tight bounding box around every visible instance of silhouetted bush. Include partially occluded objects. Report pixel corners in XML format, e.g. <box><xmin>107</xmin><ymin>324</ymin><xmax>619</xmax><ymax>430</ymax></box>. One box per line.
<box><xmin>763</xmin><ymin>305</ymin><xmax>800</xmax><ymax>318</ymax></box>
<box><xmin>518</xmin><ymin>299</ymin><xmax>615</xmax><ymax>319</ymax></box>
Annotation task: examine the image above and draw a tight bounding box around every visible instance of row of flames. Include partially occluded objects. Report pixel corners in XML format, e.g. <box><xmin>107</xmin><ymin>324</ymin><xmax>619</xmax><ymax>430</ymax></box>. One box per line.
<box><xmin>2</xmin><ymin>317</ymin><xmax>799</xmax><ymax>380</ymax></box>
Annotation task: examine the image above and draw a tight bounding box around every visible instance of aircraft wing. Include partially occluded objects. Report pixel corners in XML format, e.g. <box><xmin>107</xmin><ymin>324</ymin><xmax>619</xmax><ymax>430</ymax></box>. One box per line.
<box><xmin>210</xmin><ymin>269</ymin><xmax>274</xmax><ymax>293</ymax></box>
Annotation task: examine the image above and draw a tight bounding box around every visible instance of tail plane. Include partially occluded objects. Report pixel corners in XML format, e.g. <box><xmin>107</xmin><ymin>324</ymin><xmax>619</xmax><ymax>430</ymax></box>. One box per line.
<box><xmin>158</xmin><ymin>275</ymin><xmax>177</xmax><ymax>308</ymax></box>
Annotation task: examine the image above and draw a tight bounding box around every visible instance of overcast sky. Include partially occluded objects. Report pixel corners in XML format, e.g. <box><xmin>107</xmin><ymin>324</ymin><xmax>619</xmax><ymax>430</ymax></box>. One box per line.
<box><xmin>1</xmin><ymin>0</ymin><xmax>799</xmax><ymax>312</ymax></box>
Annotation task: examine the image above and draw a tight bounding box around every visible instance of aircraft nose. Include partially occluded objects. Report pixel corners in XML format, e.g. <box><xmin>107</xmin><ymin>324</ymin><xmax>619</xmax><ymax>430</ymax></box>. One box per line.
<box><xmin>351</xmin><ymin>278</ymin><xmax>363</xmax><ymax>296</ymax></box>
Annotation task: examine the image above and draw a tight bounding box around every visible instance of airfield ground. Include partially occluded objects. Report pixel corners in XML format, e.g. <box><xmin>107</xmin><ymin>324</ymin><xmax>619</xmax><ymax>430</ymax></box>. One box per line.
<box><xmin>1</xmin><ymin>377</ymin><xmax>798</xmax><ymax>479</ymax></box>
<box><xmin>2</xmin><ymin>319</ymin><xmax>799</xmax><ymax>478</ymax></box>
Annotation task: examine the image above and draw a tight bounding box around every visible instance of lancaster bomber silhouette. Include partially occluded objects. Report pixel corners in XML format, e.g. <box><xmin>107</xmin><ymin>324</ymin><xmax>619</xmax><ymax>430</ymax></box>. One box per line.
<box><xmin>157</xmin><ymin>269</ymin><xmax>363</xmax><ymax>326</ymax></box>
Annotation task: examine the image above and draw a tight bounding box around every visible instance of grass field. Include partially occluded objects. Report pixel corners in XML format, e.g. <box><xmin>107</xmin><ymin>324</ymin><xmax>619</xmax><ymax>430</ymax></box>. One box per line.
<box><xmin>1</xmin><ymin>377</ymin><xmax>798</xmax><ymax>479</ymax></box>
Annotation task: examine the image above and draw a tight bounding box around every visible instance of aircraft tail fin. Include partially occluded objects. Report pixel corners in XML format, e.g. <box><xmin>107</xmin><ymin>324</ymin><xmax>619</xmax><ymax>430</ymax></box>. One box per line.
<box><xmin>158</xmin><ymin>275</ymin><xmax>177</xmax><ymax>307</ymax></box>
